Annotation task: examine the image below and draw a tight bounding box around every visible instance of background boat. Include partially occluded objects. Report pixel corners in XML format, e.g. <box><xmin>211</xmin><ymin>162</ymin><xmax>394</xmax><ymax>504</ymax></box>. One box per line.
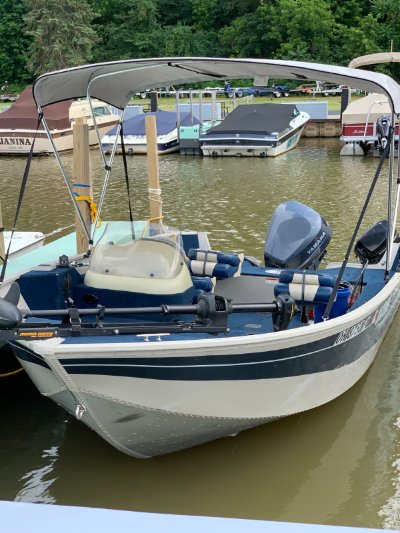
<box><xmin>102</xmin><ymin>110</ymin><xmax>199</xmax><ymax>155</ymax></box>
<box><xmin>200</xmin><ymin>103</ymin><xmax>309</xmax><ymax>157</ymax></box>
<box><xmin>0</xmin><ymin>87</ymin><xmax>119</xmax><ymax>155</ymax></box>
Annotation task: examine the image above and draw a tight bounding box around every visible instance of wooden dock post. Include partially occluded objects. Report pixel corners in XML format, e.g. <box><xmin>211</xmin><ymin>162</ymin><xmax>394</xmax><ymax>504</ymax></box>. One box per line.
<box><xmin>73</xmin><ymin>116</ymin><xmax>92</xmax><ymax>253</ymax></box>
<box><xmin>145</xmin><ymin>115</ymin><xmax>163</xmax><ymax>222</ymax></box>
<box><xmin>0</xmin><ymin>199</ymin><xmax>5</xmax><ymax>264</ymax></box>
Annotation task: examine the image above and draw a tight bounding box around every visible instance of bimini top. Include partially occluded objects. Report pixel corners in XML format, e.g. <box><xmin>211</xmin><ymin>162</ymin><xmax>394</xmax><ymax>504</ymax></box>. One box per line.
<box><xmin>32</xmin><ymin>57</ymin><xmax>400</xmax><ymax>114</ymax></box>
<box><xmin>107</xmin><ymin>110</ymin><xmax>198</xmax><ymax>137</ymax></box>
<box><xmin>205</xmin><ymin>103</ymin><xmax>297</xmax><ymax>135</ymax></box>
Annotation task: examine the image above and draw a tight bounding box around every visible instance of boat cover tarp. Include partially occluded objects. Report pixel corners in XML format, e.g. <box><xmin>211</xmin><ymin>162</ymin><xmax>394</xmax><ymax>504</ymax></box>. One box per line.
<box><xmin>107</xmin><ymin>110</ymin><xmax>198</xmax><ymax>136</ymax></box>
<box><xmin>205</xmin><ymin>104</ymin><xmax>296</xmax><ymax>135</ymax></box>
<box><xmin>0</xmin><ymin>87</ymin><xmax>72</xmax><ymax>131</ymax></box>
<box><xmin>341</xmin><ymin>92</ymin><xmax>395</xmax><ymax>124</ymax></box>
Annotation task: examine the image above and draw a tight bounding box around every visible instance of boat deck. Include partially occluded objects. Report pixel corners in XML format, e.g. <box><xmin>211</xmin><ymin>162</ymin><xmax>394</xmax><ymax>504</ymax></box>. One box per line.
<box><xmin>54</xmin><ymin>265</ymin><xmax>386</xmax><ymax>345</ymax></box>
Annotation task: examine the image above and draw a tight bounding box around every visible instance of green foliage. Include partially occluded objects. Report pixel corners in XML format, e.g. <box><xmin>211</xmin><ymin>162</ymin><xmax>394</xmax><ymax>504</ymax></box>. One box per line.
<box><xmin>273</xmin><ymin>0</ymin><xmax>335</xmax><ymax>62</ymax></box>
<box><xmin>0</xmin><ymin>0</ymin><xmax>399</xmax><ymax>85</ymax></box>
<box><xmin>25</xmin><ymin>0</ymin><xmax>98</xmax><ymax>76</ymax></box>
<box><xmin>90</xmin><ymin>0</ymin><xmax>160</xmax><ymax>61</ymax></box>
<box><xmin>0</xmin><ymin>1</ymin><xmax>31</xmax><ymax>85</ymax></box>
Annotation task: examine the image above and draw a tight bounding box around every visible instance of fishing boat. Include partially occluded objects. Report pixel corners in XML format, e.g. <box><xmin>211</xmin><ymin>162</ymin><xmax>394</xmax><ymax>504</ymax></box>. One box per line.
<box><xmin>200</xmin><ymin>103</ymin><xmax>309</xmax><ymax>157</ymax></box>
<box><xmin>0</xmin><ymin>58</ymin><xmax>399</xmax><ymax>459</ymax></box>
<box><xmin>0</xmin><ymin>87</ymin><xmax>119</xmax><ymax>155</ymax></box>
<box><xmin>102</xmin><ymin>109</ymin><xmax>198</xmax><ymax>155</ymax></box>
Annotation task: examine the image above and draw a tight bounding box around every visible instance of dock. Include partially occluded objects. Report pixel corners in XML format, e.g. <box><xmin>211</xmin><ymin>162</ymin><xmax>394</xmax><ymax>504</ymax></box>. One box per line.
<box><xmin>303</xmin><ymin>117</ymin><xmax>341</xmax><ymax>137</ymax></box>
<box><xmin>1</xmin><ymin>501</ymin><xmax>397</xmax><ymax>533</ymax></box>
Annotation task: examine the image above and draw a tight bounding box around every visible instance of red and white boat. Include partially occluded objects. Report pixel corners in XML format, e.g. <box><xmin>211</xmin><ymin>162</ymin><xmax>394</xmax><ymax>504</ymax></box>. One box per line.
<box><xmin>340</xmin><ymin>92</ymin><xmax>399</xmax><ymax>155</ymax></box>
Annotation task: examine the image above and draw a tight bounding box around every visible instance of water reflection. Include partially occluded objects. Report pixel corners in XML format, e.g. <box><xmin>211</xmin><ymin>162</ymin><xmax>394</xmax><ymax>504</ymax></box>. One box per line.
<box><xmin>0</xmin><ymin>139</ymin><xmax>399</xmax><ymax>528</ymax></box>
<box><xmin>24</xmin><ymin>311</ymin><xmax>399</xmax><ymax>528</ymax></box>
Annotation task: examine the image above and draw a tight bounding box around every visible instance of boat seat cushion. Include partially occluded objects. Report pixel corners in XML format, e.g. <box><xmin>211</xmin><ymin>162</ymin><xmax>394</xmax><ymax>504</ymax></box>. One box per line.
<box><xmin>187</xmin><ymin>249</ymin><xmax>241</xmax><ymax>278</ymax></box>
<box><xmin>274</xmin><ymin>269</ymin><xmax>337</xmax><ymax>304</ymax></box>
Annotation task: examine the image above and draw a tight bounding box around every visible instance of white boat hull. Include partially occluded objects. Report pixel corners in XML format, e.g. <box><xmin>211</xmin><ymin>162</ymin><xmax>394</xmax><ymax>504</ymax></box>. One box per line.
<box><xmin>102</xmin><ymin>128</ymin><xmax>180</xmax><ymax>155</ymax></box>
<box><xmin>201</xmin><ymin>123</ymin><xmax>306</xmax><ymax>158</ymax></box>
<box><xmin>0</xmin><ymin>118</ymin><xmax>118</xmax><ymax>155</ymax></box>
<box><xmin>11</xmin><ymin>270</ymin><xmax>400</xmax><ymax>458</ymax></box>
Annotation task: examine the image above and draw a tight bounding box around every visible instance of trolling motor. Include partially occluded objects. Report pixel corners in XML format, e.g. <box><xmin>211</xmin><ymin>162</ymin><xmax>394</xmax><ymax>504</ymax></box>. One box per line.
<box><xmin>354</xmin><ymin>220</ymin><xmax>397</xmax><ymax>265</ymax></box>
<box><xmin>376</xmin><ymin>114</ymin><xmax>391</xmax><ymax>154</ymax></box>
<box><xmin>0</xmin><ymin>290</ymin><xmax>296</xmax><ymax>341</ymax></box>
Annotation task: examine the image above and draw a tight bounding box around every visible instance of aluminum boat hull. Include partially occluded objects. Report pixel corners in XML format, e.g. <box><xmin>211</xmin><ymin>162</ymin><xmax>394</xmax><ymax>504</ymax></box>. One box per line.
<box><xmin>11</xmin><ymin>270</ymin><xmax>400</xmax><ymax>458</ymax></box>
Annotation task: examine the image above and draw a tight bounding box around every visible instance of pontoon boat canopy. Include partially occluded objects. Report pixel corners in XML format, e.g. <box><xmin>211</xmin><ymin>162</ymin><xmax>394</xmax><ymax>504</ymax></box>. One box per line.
<box><xmin>348</xmin><ymin>52</ymin><xmax>400</xmax><ymax>69</ymax></box>
<box><xmin>32</xmin><ymin>58</ymin><xmax>400</xmax><ymax>114</ymax></box>
<box><xmin>341</xmin><ymin>92</ymin><xmax>395</xmax><ymax>125</ymax></box>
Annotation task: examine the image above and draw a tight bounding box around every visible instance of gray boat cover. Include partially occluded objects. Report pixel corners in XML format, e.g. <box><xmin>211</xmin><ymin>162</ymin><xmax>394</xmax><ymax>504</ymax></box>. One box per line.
<box><xmin>205</xmin><ymin>104</ymin><xmax>296</xmax><ymax>135</ymax></box>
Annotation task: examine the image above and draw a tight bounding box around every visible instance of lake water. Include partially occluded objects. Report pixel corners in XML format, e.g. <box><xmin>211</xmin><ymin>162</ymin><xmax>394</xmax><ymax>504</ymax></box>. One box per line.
<box><xmin>1</xmin><ymin>138</ymin><xmax>400</xmax><ymax>529</ymax></box>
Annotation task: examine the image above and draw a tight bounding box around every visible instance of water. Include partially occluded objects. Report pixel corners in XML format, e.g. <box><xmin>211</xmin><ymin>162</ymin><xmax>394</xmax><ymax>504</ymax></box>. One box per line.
<box><xmin>1</xmin><ymin>138</ymin><xmax>400</xmax><ymax>528</ymax></box>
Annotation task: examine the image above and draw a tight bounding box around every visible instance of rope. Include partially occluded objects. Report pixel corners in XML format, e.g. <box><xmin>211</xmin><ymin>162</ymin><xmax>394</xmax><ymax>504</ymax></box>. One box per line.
<box><xmin>0</xmin><ymin>366</ymin><xmax>24</xmax><ymax>378</ymax></box>
<box><xmin>74</xmin><ymin>195</ymin><xmax>102</xmax><ymax>227</ymax></box>
<box><xmin>148</xmin><ymin>187</ymin><xmax>163</xmax><ymax>216</ymax></box>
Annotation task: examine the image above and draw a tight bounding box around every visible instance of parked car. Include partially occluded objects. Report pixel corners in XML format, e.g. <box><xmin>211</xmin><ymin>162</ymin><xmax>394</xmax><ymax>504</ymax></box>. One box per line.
<box><xmin>249</xmin><ymin>86</ymin><xmax>283</xmax><ymax>98</ymax></box>
<box><xmin>0</xmin><ymin>92</ymin><xmax>18</xmax><ymax>102</ymax></box>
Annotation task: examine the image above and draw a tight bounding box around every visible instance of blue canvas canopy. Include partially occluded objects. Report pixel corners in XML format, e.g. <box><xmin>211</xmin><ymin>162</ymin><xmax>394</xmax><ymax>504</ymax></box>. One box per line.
<box><xmin>108</xmin><ymin>110</ymin><xmax>198</xmax><ymax>136</ymax></box>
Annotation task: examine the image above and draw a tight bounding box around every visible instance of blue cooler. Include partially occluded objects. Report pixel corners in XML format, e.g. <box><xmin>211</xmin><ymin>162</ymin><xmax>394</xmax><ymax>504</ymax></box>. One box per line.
<box><xmin>314</xmin><ymin>281</ymin><xmax>351</xmax><ymax>323</ymax></box>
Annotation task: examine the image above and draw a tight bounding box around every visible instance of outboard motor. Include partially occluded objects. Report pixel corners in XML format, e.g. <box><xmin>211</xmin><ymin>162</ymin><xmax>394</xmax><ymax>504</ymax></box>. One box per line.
<box><xmin>264</xmin><ymin>201</ymin><xmax>332</xmax><ymax>269</ymax></box>
<box><xmin>376</xmin><ymin>114</ymin><xmax>391</xmax><ymax>154</ymax></box>
<box><xmin>354</xmin><ymin>220</ymin><xmax>398</xmax><ymax>265</ymax></box>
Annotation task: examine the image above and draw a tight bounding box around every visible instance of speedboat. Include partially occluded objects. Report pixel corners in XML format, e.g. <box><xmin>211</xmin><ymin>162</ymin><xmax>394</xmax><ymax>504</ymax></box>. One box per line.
<box><xmin>200</xmin><ymin>103</ymin><xmax>309</xmax><ymax>157</ymax></box>
<box><xmin>0</xmin><ymin>87</ymin><xmax>119</xmax><ymax>155</ymax></box>
<box><xmin>0</xmin><ymin>58</ymin><xmax>399</xmax><ymax>459</ymax></box>
<box><xmin>102</xmin><ymin>110</ymin><xmax>198</xmax><ymax>155</ymax></box>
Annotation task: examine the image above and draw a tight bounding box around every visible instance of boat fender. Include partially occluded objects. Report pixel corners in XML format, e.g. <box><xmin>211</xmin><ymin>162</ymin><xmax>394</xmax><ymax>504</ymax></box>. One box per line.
<box><xmin>272</xmin><ymin>293</ymin><xmax>295</xmax><ymax>332</ymax></box>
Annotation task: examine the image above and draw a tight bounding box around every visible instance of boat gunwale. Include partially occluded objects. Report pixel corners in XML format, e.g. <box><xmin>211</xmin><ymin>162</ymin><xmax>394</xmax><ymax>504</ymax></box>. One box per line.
<box><xmin>19</xmin><ymin>268</ymin><xmax>397</xmax><ymax>357</ymax></box>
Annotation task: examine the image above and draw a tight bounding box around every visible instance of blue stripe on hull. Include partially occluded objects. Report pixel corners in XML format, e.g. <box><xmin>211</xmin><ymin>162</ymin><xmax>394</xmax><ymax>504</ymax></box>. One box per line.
<box><xmin>9</xmin><ymin>308</ymin><xmax>384</xmax><ymax>381</ymax></box>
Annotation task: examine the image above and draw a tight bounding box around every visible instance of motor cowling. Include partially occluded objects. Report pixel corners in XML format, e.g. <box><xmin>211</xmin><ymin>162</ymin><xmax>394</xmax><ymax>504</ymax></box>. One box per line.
<box><xmin>354</xmin><ymin>220</ymin><xmax>397</xmax><ymax>265</ymax></box>
<box><xmin>376</xmin><ymin>114</ymin><xmax>391</xmax><ymax>153</ymax></box>
<box><xmin>264</xmin><ymin>201</ymin><xmax>332</xmax><ymax>269</ymax></box>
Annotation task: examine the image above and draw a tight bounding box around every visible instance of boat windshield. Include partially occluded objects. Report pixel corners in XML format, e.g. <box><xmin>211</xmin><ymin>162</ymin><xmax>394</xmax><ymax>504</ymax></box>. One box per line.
<box><xmin>93</xmin><ymin>105</ymin><xmax>112</xmax><ymax>117</ymax></box>
<box><xmin>89</xmin><ymin>221</ymin><xmax>185</xmax><ymax>279</ymax></box>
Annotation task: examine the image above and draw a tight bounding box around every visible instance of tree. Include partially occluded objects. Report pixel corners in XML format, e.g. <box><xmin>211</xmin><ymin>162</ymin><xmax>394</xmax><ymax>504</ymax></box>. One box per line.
<box><xmin>0</xmin><ymin>1</ymin><xmax>31</xmax><ymax>86</ymax></box>
<box><xmin>219</xmin><ymin>2</ymin><xmax>280</xmax><ymax>58</ymax></box>
<box><xmin>156</xmin><ymin>0</ymin><xmax>193</xmax><ymax>26</ymax></box>
<box><xmin>90</xmin><ymin>0</ymin><xmax>160</xmax><ymax>61</ymax></box>
<box><xmin>330</xmin><ymin>15</ymin><xmax>381</xmax><ymax>66</ymax></box>
<box><xmin>24</xmin><ymin>0</ymin><xmax>98</xmax><ymax>76</ymax></box>
<box><xmin>273</xmin><ymin>0</ymin><xmax>335</xmax><ymax>62</ymax></box>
